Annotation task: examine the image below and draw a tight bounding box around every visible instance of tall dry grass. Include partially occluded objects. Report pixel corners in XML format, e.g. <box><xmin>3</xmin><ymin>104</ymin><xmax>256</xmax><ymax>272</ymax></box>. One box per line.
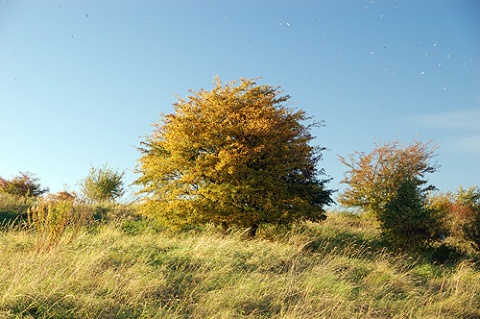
<box><xmin>0</xmin><ymin>211</ymin><xmax>479</xmax><ymax>318</ymax></box>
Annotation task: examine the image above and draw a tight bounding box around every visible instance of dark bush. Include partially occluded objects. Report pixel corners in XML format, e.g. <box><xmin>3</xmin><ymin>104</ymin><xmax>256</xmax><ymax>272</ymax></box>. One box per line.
<box><xmin>463</xmin><ymin>209</ymin><xmax>480</xmax><ymax>252</ymax></box>
<box><xmin>427</xmin><ymin>243</ymin><xmax>462</xmax><ymax>264</ymax></box>
<box><xmin>379</xmin><ymin>179</ymin><xmax>442</xmax><ymax>252</ymax></box>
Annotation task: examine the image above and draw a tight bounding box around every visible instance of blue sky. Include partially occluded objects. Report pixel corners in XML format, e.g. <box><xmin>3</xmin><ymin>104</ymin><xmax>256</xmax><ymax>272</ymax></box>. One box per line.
<box><xmin>1</xmin><ymin>0</ymin><xmax>479</xmax><ymax>202</ymax></box>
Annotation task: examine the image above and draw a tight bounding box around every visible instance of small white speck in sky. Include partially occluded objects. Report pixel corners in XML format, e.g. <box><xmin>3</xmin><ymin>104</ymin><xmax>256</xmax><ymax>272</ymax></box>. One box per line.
<box><xmin>420</xmin><ymin>71</ymin><xmax>425</xmax><ymax>75</ymax></box>
<box><xmin>286</xmin><ymin>22</ymin><xmax>291</xmax><ymax>26</ymax></box>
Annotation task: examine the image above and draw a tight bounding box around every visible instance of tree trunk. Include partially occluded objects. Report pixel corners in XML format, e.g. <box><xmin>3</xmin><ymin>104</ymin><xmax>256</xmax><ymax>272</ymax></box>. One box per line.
<box><xmin>221</xmin><ymin>222</ymin><xmax>228</xmax><ymax>231</ymax></box>
<box><xmin>221</xmin><ymin>222</ymin><xmax>229</xmax><ymax>236</ymax></box>
<box><xmin>248</xmin><ymin>224</ymin><xmax>259</xmax><ymax>238</ymax></box>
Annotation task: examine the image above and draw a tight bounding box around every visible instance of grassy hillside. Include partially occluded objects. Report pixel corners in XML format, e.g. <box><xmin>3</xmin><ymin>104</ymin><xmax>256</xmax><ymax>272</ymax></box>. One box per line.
<box><xmin>0</xmin><ymin>209</ymin><xmax>479</xmax><ymax>319</ymax></box>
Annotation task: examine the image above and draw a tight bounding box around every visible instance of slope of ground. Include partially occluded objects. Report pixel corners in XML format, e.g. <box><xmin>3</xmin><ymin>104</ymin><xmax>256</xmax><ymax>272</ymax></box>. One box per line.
<box><xmin>0</xmin><ymin>212</ymin><xmax>479</xmax><ymax>319</ymax></box>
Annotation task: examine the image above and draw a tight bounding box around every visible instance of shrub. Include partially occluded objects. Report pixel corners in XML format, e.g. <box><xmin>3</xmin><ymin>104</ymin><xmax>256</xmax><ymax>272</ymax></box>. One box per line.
<box><xmin>79</xmin><ymin>164</ymin><xmax>126</xmax><ymax>203</ymax></box>
<box><xmin>428</xmin><ymin>186</ymin><xmax>480</xmax><ymax>253</ymax></box>
<box><xmin>454</xmin><ymin>186</ymin><xmax>480</xmax><ymax>252</ymax></box>
<box><xmin>45</xmin><ymin>190</ymin><xmax>77</xmax><ymax>202</ymax></box>
<box><xmin>28</xmin><ymin>199</ymin><xmax>92</xmax><ymax>250</ymax></box>
<box><xmin>463</xmin><ymin>209</ymin><xmax>480</xmax><ymax>252</ymax></box>
<box><xmin>426</xmin><ymin>243</ymin><xmax>463</xmax><ymax>264</ymax></box>
<box><xmin>379</xmin><ymin>179</ymin><xmax>442</xmax><ymax>252</ymax></box>
<box><xmin>338</xmin><ymin>140</ymin><xmax>438</xmax><ymax>218</ymax></box>
<box><xmin>0</xmin><ymin>172</ymin><xmax>48</xmax><ymax>198</ymax></box>
<box><xmin>0</xmin><ymin>193</ymin><xmax>35</xmax><ymax>228</ymax></box>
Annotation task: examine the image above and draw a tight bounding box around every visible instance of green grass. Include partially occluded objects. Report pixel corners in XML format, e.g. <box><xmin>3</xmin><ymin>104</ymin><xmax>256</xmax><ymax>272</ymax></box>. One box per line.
<box><xmin>0</xmin><ymin>210</ymin><xmax>479</xmax><ymax>318</ymax></box>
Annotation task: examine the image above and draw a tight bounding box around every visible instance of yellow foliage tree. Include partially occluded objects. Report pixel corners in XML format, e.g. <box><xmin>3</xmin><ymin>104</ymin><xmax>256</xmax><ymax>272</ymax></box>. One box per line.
<box><xmin>338</xmin><ymin>140</ymin><xmax>439</xmax><ymax>217</ymax></box>
<box><xmin>135</xmin><ymin>77</ymin><xmax>333</xmax><ymax>235</ymax></box>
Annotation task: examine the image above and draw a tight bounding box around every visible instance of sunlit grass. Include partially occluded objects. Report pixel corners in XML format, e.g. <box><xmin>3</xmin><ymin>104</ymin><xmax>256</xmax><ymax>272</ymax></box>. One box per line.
<box><xmin>0</xmin><ymin>211</ymin><xmax>479</xmax><ymax>318</ymax></box>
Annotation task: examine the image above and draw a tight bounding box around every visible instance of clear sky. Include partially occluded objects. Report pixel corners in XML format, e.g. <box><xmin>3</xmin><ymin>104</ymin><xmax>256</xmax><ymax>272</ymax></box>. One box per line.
<box><xmin>1</xmin><ymin>0</ymin><xmax>479</xmax><ymax>202</ymax></box>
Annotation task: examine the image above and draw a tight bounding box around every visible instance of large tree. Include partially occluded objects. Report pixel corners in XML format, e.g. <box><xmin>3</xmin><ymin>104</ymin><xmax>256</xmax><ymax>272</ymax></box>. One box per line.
<box><xmin>135</xmin><ymin>77</ymin><xmax>333</xmax><ymax>235</ymax></box>
<box><xmin>338</xmin><ymin>140</ymin><xmax>439</xmax><ymax>217</ymax></box>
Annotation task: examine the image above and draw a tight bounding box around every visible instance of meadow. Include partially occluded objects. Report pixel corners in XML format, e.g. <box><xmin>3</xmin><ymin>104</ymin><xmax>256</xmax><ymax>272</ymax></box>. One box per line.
<box><xmin>0</xmin><ymin>200</ymin><xmax>479</xmax><ymax>319</ymax></box>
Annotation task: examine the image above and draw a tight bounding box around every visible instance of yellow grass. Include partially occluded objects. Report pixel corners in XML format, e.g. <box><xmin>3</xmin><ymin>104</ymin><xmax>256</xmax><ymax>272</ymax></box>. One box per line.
<box><xmin>0</xmin><ymin>211</ymin><xmax>479</xmax><ymax>318</ymax></box>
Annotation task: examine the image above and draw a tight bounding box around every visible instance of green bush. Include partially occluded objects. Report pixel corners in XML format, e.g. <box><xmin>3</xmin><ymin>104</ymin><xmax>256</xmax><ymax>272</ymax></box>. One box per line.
<box><xmin>88</xmin><ymin>202</ymin><xmax>138</xmax><ymax>223</ymax></box>
<box><xmin>120</xmin><ymin>217</ymin><xmax>164</xmax><ymax>236</ymax></box>
<box><xmin>79</xmin><ymin>164</ymin><xmax>126</xmax><ymax>204</ymax></box>
<box><xmin>0</xmin><ymin>193</ymin><xmax>33</xmax><ymax>228</ymax></box>
<box><xmin>426</xmin><ymin>243</ymin><xmax>463</xmax><ymax>264</ymax></box>
<box><xmin>379</xmin><ymin>179</ymin><xmax>442</xmax><ymax>252</ymax></box>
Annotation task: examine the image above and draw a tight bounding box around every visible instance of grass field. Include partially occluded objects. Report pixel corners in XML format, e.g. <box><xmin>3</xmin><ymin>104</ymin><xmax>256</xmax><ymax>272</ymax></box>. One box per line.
<box><xmin>1</xmin><ymin>205</ymin><xmax>479</xmax><ymax>319</ymax></box>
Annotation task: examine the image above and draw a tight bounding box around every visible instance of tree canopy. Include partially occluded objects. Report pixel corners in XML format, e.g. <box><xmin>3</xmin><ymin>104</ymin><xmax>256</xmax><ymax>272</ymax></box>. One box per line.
<box><xmin>338</xmin><ymin>140</ymin><xmax>439</xmax><ymax>216</ymax></box>
<box><xmin>0</xmin><ymin>172</ymin><xmax>49</xmax><ymax>198</ymax></box>
<box><xmin>135</xmin><ymin>77</ymin><xmax>333</xmax><ymax>235</ymax></box>
<box><xmin>79</xmin><ymin>164</ymin><xmax>125</xmax><ymax>203</ymax></box>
